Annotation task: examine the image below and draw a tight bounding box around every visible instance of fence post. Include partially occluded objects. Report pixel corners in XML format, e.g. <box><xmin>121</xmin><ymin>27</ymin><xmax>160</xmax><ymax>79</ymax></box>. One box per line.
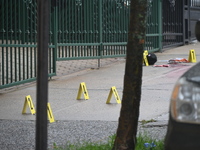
<box><xmin>98</xmin><ymin>0</ymin><xmax>103</xmax><ymax>67</ymax></box>
<box><xmin>185</xmin><ymin>0</ymin><xmax>191</xmax><ymax>43</ymax></box>
<box><xmin>52</xmin><ymin>1</ymin><xmax>58</xmax><ymax>73</ymax></box>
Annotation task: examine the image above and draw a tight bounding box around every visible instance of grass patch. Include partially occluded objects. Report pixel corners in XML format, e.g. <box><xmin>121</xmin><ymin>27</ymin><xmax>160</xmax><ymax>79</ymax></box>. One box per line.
<box><xmin>136</xmin><ymin>133</ymin><xmax>164</xmax><ymax>150</ymax></box>
<box><xmin>52</xmin><ymin>134</ymin><xmax>164</xmax><ymax>150</ymax></box>
<box><xmin>139</xmin><ymin>119</ymin><xmax>157</xmax><ymax>125</ymax></box>
<box><xmin>53</xmin><ymin>135</ymin><xmax>115</xmax><ymax>150</ymax></box>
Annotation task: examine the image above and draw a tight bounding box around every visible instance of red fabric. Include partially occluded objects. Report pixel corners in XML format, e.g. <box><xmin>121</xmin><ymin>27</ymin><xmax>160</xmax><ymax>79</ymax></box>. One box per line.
<box><xmin>168</xmin><ymin>58</ymin><xmax>189</xmax><ymax>63</ymax></box>
<box><xmin>153</xmin><ymin>64</ymin><xmax>170</xmax><ymax>67</ymax></box>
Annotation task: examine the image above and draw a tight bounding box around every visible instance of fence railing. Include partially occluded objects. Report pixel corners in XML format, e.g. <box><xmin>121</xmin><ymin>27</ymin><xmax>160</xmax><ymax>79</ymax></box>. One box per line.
<box><xmin>1</xmin><ymin>0</ymin><xmax>199</xmax><ymax>89</ymax></box>
<box><xmin>0</xmin><ymin>0</ymin><xmax>56</xmax><ymax>89</ymax></box>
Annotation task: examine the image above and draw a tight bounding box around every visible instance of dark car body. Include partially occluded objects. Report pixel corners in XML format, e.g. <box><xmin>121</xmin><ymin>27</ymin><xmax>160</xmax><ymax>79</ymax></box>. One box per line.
<box><xmin>164</xmin><ymin>62</ymin><xmax>200</xmax><ymax>150</ymax></box>
<box><xmin>165</xmin><ymin>20</ymin><xmax>200</xmax><ymax>150</ymax></box>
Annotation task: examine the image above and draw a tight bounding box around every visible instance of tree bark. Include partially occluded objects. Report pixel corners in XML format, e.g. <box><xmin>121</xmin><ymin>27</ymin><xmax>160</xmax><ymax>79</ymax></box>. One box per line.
<box><xmin>112</xmin><ymin>0</ymin><xmax>147</xmax><ymax>150</ymax></box>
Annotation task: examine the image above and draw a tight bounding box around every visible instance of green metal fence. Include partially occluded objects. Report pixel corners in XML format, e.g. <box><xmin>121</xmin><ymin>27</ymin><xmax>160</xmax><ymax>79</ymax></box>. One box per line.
<box><xmin>56</xmin><ymin>0</ymin><xmax>129</xmax><ymax>60</ymax></box>
<box><xmin>145</xmin><ymin>0</ymin><xmax>162</xmax><ymax>52</ymax></box>
<box><xmin>56</xmin><ymin>0</ymin><xmax>162</xmax><ymax>61</ymax></box>
<box><xmin>0</xmin><ymin>0</ymin><xmax>162</xmax><ymax>89</ymax></box>
<box><xmin>0</xmin><ymin>0</ymin><xmax>56</xmax><ymax>89</ymax></box>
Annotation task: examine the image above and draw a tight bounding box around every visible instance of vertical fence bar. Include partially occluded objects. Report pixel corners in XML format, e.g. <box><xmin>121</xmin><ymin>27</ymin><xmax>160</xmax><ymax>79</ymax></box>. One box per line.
<box><xmin>52</xmin><ymin>0</ymin><xmax>57</xmax><ymax>74</ymax></box>
<box><xmin>158</xmin><ymin>0</ymin><xmax>162</xmax><ymax>51</ymax></box>
<box><xmin>36</xmin><ymin>0</ymin><xmax>49</xmax><ymax>149</ymax></box>
<box><xmin>52</xmin><ymin>3</ymin><xmax>56</xmax><ymax>74</ymax></box>
<box><xmin>18</xmin><ymin>1</ymin><xmax>21</xmax><ymax>81</ymax></box>
<box><xmin>25</xmin><ymin>20</ymin><xmax>29</xmax><ymax>83</ymax></box>
<box><xmin>1</xmin><ymin>0</ymin><xmax>4</xmax><ymax>85</ymax></box>
<box><xmin>188</xmin><ymin>0</ymin><xmax>191</xmax><ymax>41</ymax></box>
<box><xmin>98</xmin><ymin>0</ymin><xmax>103</xmax><ymax>67</ymax></box>
<box><xmin>10</xmin><ymin>0</ymin><xmax>13</xmax><ymax>83</ymax></box>
<box><xmin>5</xmin><ymin>0</ymin><xmax>9</xmax><ymax>84</ymax></box>
<box><xmin>14</xmin><ymin>0</ymin><xmax>17</xmax><ymax>81</ymax></box>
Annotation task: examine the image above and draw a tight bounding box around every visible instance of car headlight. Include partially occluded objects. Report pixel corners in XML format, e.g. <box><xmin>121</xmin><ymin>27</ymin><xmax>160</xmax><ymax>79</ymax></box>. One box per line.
<box><xmin>170</xmin><ymin>77</ymin><xmax>200</xmax><ymax>124</ymax></box>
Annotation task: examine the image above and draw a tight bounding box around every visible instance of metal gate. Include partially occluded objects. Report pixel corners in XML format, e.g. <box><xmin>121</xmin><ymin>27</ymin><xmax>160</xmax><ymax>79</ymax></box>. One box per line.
<box><xmin>145</xmin><ymin>0</ymin><xmax>162</xmax><ymax>52</ymax></box>
<box><xmin>0</xmin><ymin>0</ymin><xmax>176</xmax><ymax>89</ymax></box>
<box><xmin>56</xmin><ymin>0</ymin><xmax>130</xmax><ymax>61</ymax></box>
<box><xmin>162</xmin><ymin>0</ymin><xmax>184</xmax><ymax>48</ymax></box>
<box><xmin>56</xmin><ymin>0</ymin><xmax>162</xmax><ymax>60</ymax></box>
<box><xmin>1</xmin><ymin>0</ymin><xmax>199</xmax><ymax>89</ymax></box>
<box><xmin>0</xmin><ymin>0</ymin><xmax>56</xmax><ymax>89</ymax></box>
<box><xmin>185</xmin><ymin>0</ymin><xmax>200</xmax><ymax>42</ymax></box>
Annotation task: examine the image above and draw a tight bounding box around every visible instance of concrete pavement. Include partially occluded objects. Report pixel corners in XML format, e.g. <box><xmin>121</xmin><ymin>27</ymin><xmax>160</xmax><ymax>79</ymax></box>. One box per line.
<box><xmin>0</xmin><ymin>41</ymin><xmax>200</xmax><ymax>122</ymax></box>
<box><xmin>1</xmin><ymin>42</ymin><xmax>200</xmax><ymax>149</ymax></box>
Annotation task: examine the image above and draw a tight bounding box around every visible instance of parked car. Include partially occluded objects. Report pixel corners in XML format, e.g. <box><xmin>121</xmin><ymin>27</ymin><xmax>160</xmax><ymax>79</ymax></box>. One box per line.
<box><xmin>164</xmin><ymin>21</ymin><xmax>200</xmax><ymax>150</ymax></box>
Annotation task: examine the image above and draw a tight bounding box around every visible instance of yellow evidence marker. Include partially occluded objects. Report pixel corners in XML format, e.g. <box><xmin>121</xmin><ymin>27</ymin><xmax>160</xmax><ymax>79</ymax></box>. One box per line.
<box><xmin>22</xmin><ymin>95</ymin><xmax>36</xmax><ymax>115</ymax></box>
<box><xmin>143</xmin><ymin>50</ymin><xmax>149</xmax><ymax>66</ymax></box>
<box><xmin>76</xmin><ymin>82</ymin><xmax>89</xmax><ymax>100</ymax></box>
<box><xmin>188</xmin><ymin>49</ymin><xmax>197</xmax><ymax>63</ymax></box>
<box><xmin>106</xmin><ymin>86</ymin><xmax>121</xmax><ymax>104</ymax></box>
<box><xmin>47</xmin><ymin>103</ymin><xmax>55</xmax><ymax>123</ymax></box>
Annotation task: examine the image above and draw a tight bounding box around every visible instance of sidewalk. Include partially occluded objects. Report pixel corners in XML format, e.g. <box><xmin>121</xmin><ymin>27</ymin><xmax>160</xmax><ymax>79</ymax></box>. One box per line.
<box><xmin>1</xmin><ymin>42</ymin><xmax>200</xmax><ymax>121</ymax></box>
<box><xmin>0</xmin><ymin>41</ymin><xmax>200</xmax><ymax>149</ymax></box>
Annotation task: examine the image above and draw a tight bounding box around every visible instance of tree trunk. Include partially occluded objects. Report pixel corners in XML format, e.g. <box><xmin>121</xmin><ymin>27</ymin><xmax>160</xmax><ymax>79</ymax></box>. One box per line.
<box><xmin>112</xmin><ymin>0</ymin><xmax>147</xmax><ymax>150</ymax></box>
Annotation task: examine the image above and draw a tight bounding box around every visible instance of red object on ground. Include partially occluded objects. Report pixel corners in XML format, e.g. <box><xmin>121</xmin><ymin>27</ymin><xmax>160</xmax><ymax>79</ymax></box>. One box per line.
<box><xmin>168</xmin><ymin>58</ymin><xmax>189</xmax><ymax>64</ymax></box>
<box><xmin>153</xmin><ymin>64</ymin><xmax>170</xmax><ymax>67</ymax></box>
